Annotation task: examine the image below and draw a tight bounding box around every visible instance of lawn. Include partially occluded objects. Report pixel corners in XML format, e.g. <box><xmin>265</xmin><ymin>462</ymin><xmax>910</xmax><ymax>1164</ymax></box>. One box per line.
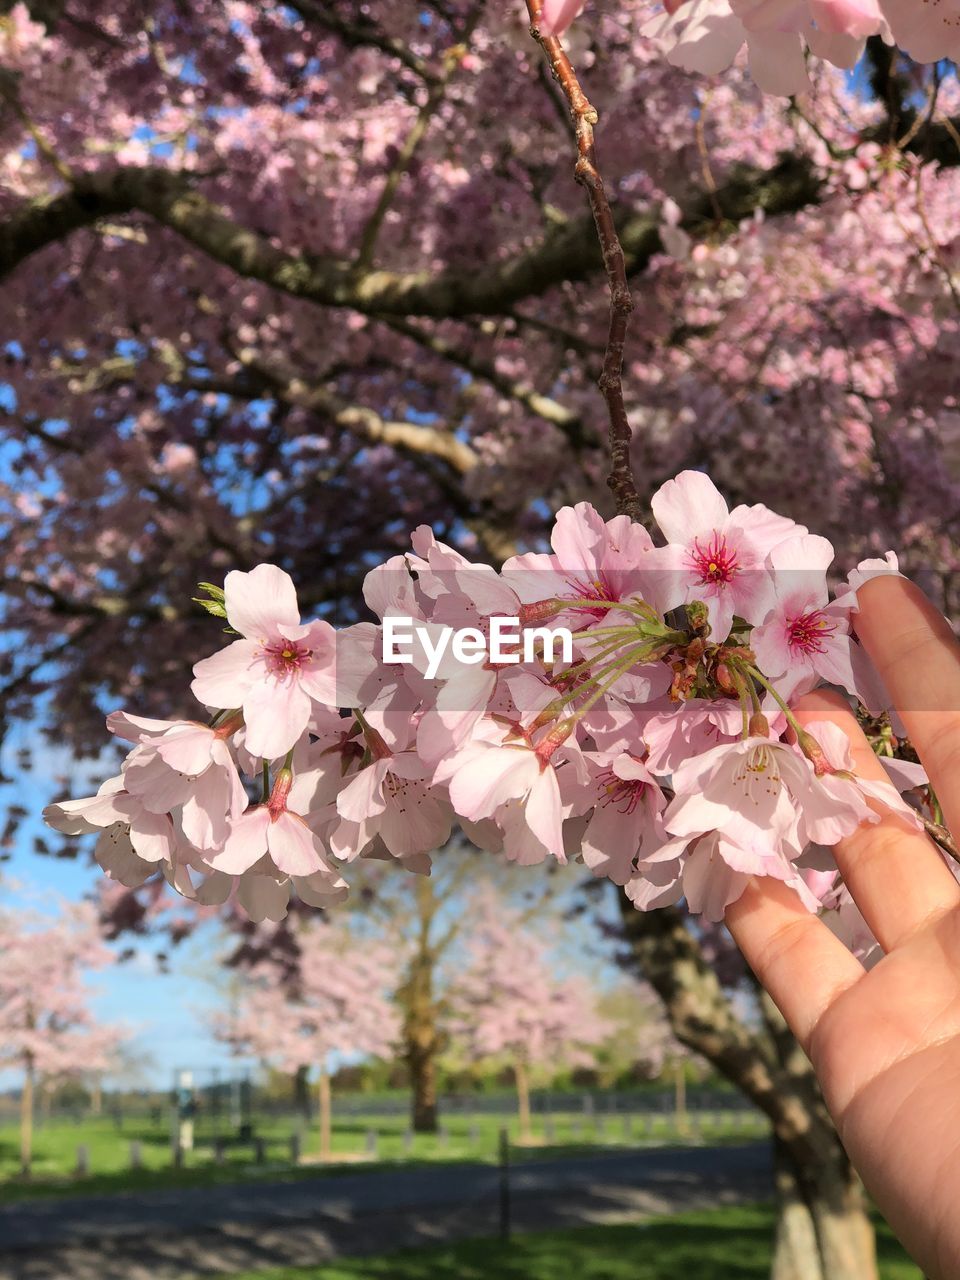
<box><xmin>0</xmin><ymin>1105</ymin><xmax>769</xmax><ymax>1201</ymax></box>
<box><xmin>224</xmin><ymin>1206</ymin><xmax>922</xmax><ymax>1280</ymax></box>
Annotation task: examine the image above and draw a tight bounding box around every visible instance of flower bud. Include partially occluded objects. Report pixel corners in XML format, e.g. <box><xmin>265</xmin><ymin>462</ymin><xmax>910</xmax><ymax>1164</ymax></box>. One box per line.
<box><xmin>519</xmin><ymin>599</ymin><xmax>565</xmax><ymax>625</ymax></box>
<box><xmin>267</xmin><ymin>767</ymin><xmax>294</xmax><ymax>820</ymax></box>
<box><xmin>686</xmin><ymin>601</ymin><xmax>711</xmax><ymax>634</ymax></box>
<box><xmin>535</xmin><ymin>719</ymin><xmax>574</xmax><ymax>764</ymax></box>
<box><xmin>748</xmin><ymin>712</ymin><xmax>770</xmax><ymax>738</ymax></box>
<box><xmin>796</xmin><ymin>729</ymin><xmax>832</xmax><ymax>776</ymax></box>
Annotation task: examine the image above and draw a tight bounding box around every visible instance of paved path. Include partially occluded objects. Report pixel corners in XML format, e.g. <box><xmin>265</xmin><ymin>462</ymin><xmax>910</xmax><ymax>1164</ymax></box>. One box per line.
<box><xmin>0</xmin><ymin>1142</ymin><xmax>772</xmax><ymax>1279</ymax></box>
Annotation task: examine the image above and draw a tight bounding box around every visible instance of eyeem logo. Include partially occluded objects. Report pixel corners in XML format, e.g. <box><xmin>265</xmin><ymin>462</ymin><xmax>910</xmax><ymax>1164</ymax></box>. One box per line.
<box><xmin>382</xmin><ymin>617</ymin><xmax>574</xmax><ymax>680</ymax></box>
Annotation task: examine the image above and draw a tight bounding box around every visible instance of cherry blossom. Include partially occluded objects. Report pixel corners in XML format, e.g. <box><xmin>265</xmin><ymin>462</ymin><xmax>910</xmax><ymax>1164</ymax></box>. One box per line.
<box><xmin>650</xmin><ymin>469</ymin><xmax>805</xmax><ymax>641</ymax></box>
<box><xmin>47</xmin><ymin>475</ymin><xmax>934</xmax><ymax>931</ymax></box>
<box><xmin>191</xmin><ymin>564</ymin><xmax>339</xmax><ymax>759</ymax></box>
<box><xmin>749</xmin><ymin>535</ymin><xmax>859</xmax><ymax>700</ymax></box>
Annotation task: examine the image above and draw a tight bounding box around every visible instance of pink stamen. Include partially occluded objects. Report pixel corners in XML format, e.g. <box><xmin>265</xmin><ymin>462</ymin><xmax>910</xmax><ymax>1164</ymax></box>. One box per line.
<box><xmin>787</xmin><ymin>610</ymin><xmax>836</xmax><ymax>655</ymax></box>
<box><xmin>688</xmin><ymin>534</ymin><xmax>739</xmax><ymax>587</ymax></box>
<box><xmin>563</xmin><ymin>573</ymin><xmax>617</xmax><ymax>617</ymax></box>
<box><xmin>263</xmin><ymin>639</ymin><xmax>313</xmax><ymax>677</ymax></box>
<box><xmin>595</xmin><ymin>767</ymin><xmax>646</xmax><ymax>815</ymax></box>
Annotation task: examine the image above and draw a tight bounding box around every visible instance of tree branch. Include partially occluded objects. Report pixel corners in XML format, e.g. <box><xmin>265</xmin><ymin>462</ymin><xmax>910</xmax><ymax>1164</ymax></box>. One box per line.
<box><xmin>286</xmin><ymin>1</ymin><xmax>441</xmax><ymax>85</ymax></box>
<box><xmin>0</xmin><ymin>159</ymin><xmax>822</xmax><ymax>315</ymax></box>
<box><xmin>525</xmin><ymin>0</ymin><xmax>643</xmax><ymax>520</ymax></box>
<box><xmin>381</xmin><ymin>316</ymin><xmax>588</xmax><ymax>446</ymax></box>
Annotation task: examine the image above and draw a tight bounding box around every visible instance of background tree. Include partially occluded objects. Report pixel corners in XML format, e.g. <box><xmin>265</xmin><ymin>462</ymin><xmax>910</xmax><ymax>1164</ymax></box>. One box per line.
<box><xmin>0</xmin><ymin>902</ymin><xmax>126</xmax><ymax>1172</ymax></box>
<box><xmin>216</xmin><ymin>916</ymin><xmax>401</xmax><ymax>1160</ymax></box>
<box><xmin>450</xmin><ymin>887</ymin><xmax>609</xmax><ymax>1143</ymax></box>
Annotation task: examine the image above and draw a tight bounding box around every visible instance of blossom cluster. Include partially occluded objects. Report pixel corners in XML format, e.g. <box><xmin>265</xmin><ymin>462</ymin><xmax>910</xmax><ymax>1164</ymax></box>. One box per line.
<box><xmin>45</xmin><ymin>471</ymin><xmax>926</xmax><ymax>929</ymax></box>
<box><xmin>541</xmin><ymin>0</ymin><xmax>958</xmax><ymax>96</ymax></box>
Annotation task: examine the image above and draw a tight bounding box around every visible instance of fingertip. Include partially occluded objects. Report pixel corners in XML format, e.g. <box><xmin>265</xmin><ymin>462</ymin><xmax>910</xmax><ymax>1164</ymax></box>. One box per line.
<box><xmin>855</xmin><ymin>571</ymin><xmax>906</xmax><ymax>615</ymax></box>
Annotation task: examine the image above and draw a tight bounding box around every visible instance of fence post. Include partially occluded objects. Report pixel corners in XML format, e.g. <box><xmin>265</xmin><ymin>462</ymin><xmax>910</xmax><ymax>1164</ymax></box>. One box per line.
<box><xmin>365</xmin><ymin>1129</ymin><xmax>378</xmax><ymax>1158</ymax></box>
<box><xmin>129</xmin><ymin>1140</ymin><xmax>142</xmax><ymax>1171</ymax></box>
<box><xmin>290</xmin><ymin>1132</ymin><xmax>301</xmax><ymax>1165</ymax></box>
<box><xmin>498</xmin><ymin>1127</ymin><xmax>510</xmax><ymax>1244</ymax></box>
<box><xmin>214</xmin><ymin>1138</ymin><xmax>226</xmax><ymax>1166</ymax></box>
<box><xmin>402</xmin><ymin>1128</ymin><xmax>413</xmax><ymax>1155</ymax></box>
<box><xmin>75</xmin><ymin>1144</ymin><xmax>89</xmax><ymax>1176</ymax></box>
<box><xmin>254</xmin><ymin>1137</ymin><xmax>266</xmax><ymax>1164</ymax></box>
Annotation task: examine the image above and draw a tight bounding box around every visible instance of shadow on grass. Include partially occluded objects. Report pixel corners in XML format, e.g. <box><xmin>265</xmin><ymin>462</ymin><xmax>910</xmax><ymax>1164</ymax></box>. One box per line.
<box><xmin>226</xmin><ymin>1206</ymin><xmax>920</xmax><ymax>1280</ymax></box>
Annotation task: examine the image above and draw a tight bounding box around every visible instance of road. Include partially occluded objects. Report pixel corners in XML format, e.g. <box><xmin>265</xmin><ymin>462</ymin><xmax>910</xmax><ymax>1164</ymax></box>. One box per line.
<box><xmin>0</xmin><ymin>1142</ymin><xmax>772</xmax><ymax>1279</ymax></box>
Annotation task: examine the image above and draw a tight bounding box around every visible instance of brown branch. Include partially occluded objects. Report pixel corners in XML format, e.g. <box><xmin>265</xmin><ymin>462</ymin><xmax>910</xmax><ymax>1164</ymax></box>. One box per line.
<box><xmin>356</xmin><ymin>20</ymin><xmax>483</xmax><ymax>270</ymax></box>
<box><xmin>381</xmin><ymin>316</ymin><xmax>587</xmax><ymax>446</ymax></box>
<box><xmin>922</xmin><ymin>815</ymin><xmax>960</xmax><ymax>866</ymax></box>
<box><xmin>525</xmin><ymin>1</ymin><xmax>643</xmax><ymax>521</ymax></box>
<box><xmin>0</xmin><ymin>158</ymin><xmax>823</xmax><ymax>315</ymax></box>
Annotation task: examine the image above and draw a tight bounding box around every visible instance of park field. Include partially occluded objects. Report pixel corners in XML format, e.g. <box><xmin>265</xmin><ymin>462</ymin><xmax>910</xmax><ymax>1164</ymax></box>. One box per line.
<box><xmin>225</xmin><ymin>1208</ymin><xmax>922</xmax><ymax>1280</ymax></box>
<box><xmin>0</xmin><ymin>1101</ymin><xmax>769</xmax><ymax>1201</ymax></box>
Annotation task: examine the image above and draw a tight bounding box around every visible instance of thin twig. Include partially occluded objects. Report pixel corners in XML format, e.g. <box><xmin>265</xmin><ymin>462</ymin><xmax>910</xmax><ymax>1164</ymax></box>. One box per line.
<box><xmin>525</xmin><ymin>1</ymin><xmax>644</xmax><ymax>522</ymax></box>
<box><xmin>922</xmin><ymin>815</ymin><xmax>960</xmax><ymax>867</ymax></box>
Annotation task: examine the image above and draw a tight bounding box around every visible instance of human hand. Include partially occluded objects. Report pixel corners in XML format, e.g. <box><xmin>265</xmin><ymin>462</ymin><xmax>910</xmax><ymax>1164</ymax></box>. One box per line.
<box><xmin>726</xmin><ymin>575</ymin><xmax>960</xmax><ymax>1280</ymax></box>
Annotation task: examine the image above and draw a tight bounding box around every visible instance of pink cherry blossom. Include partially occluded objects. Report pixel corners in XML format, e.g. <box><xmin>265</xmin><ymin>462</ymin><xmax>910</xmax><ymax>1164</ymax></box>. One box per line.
<box><xmin>191</xmin><ymin>564</ymin><xmax>339</xmax><ymax>759</ymax></box>
<box><xmin>651</xmin><ymin>469</ymin><xmax>805</xmax><ymax>640</ymax></box>
<box><xmin>107</xmin><ymin>711</ymin><xmax>247</xmax><ymax>851</ymax></box>
<box><xmin>749</xmin><ymin>535</ymin><xmax>858</xmax><ymax>700</ymax></box>
<box><xmin>575</xmin><ymin>751</ymin><xmax>669</xmax><ymax>884</ymax></box>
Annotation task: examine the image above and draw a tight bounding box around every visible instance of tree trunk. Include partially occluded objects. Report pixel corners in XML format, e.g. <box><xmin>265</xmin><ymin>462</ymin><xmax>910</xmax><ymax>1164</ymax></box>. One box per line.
<box><xmin>515</xmin><ymin>1058</ymin><xmax>532</xmax><ymax>1142</ymax></box>
<box><xmin>409</xmin><ymin>1035</ymin><xmax>438</xmax><ymax>1133</ymax></box>
<box><xmin>317</xmin><ymin>1066</ymin><xmax>332</xmax><ymax>1161</ymax></box>
<box><xmin>616</xmin><ymin>893</ymin><xmax>879</xmax><ymax>1280</ymax></box>
<box><xmin>401</xmin><ymin>878</ymin><xmax>441</xmax><ymax>1133</ymax></box>
<box><xmin>20</xmin><ymin>1062</ymin><xmax>34</xmax><ymax>1175</ymax></box>
<box><xmin>294</xmin><ymin>1064</ymin><xmax>311</xmax><ymax>1118</ymax></box>
<box><xmin>770</xmin><ymin>1135</ymin><xmax>877</xmax><ymax>1280</ymax></box>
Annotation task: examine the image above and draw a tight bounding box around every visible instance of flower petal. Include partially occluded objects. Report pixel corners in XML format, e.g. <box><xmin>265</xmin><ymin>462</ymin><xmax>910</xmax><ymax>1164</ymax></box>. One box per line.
<box><xmin>225</xmin><ymin>563</ymin><xmax>300</xmax><ymax>640</ymax></box>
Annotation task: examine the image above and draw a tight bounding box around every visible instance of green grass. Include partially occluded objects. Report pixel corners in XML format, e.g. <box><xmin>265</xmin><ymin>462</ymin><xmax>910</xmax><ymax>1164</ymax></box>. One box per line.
<box><xmin>0</xmin><ymin>1106</ymin><xmax>769</xmax><ymax>1202</ymax></box>
<box><xmin>223</xmin><ymin>1206</ymin><xmax>922</xmax><ymax>1280</ymax></box>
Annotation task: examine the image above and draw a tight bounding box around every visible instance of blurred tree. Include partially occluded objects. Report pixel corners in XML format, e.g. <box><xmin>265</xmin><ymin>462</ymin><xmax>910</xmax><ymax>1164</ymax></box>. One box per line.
<box><xmin>0</xmin><ymin>902</ymin><xmax>127</xmax><ymax>1171</ymax></box>
<box><xmin>449</xmin><ymin>886</ymin><xmax>609</xmax><ymax>1143</ymax></box>
<box><xmin>215</xmin><ymin>914</ymin><xmax>400</xmax><ymax>1159</ymax></box>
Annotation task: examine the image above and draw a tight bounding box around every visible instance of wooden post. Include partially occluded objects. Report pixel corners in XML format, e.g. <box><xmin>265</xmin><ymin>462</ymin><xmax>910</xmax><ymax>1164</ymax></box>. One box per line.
<box><xmin>673</xmin><ymin>1060</ymin><xmax>689</xmax><ymax>1136</ymax></box>
<box><xmin>290</xmin><ymin>1132</ymin><xmax>301</xmax><ymax>1164</ymax></box>
<box><xmin>498</xmin><ymin>1127</ymin><xmax>510</xmax><ymax>1243</ymax></box>
<box><xmin>365</xmin><ymin>1129</ymin><xmax>377</xmax><ymax>1158</ymax></box>
<box><xmin>20</xmin><ymin>1061</ymin><xmax>34</xmax><ymax>1176</ymax></box>
<box><xmin>129</xmin><ymin>1140</ymin><xmax>142</xmax><ymax>1170</ymax></box>
<box><xmin>514</xmin><ymin>1058</ymin><xmax>532</xmax><ymax>1144</ymax></box>
<box><xmin>317</xmin><ymin>1066</ymin><xmax>332</xmax><ymax>1161</ymax></box>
